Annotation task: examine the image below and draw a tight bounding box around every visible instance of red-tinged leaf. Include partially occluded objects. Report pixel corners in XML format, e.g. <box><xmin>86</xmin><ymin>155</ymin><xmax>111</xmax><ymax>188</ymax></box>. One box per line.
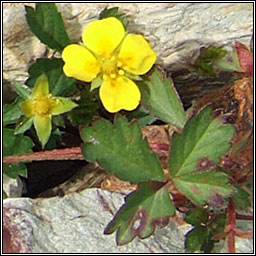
<box><xmin>235</xmin><ymin>41</ymin><xmax>253</xmax><ymax>75</ymax></box>
<box><xmin>104</xmin><ymin>181</ymin><xmax>175</xmax><ymax>245</ymax></box>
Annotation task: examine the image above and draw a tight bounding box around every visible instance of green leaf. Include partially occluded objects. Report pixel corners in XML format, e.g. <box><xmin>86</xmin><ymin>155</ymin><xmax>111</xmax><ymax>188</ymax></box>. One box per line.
<box><xmin>12</xmin><ymin>84</ymin><xmax>31</xmax><ymax>99</ymax></box>
<box><xmin>25</xmin><ymin>3</ymin><xmax>70</xmax><ymax>52</ymax></box>
<box><xmin>3</xmin><ymin>128</ymin><xmax>34</xmax><ymax>178</ymax></box>
<box><xmin>174</xmin><ymin>170</ymin><xmax>235</xmax><ymax>208</ymax></box>
<box><xmin>233</xmin><ymin>185</ymin><xmax>251</xmax><ymax>210</ymax></box>
<box><xmin>44</xmin><ymin>127</ymin><xmax>61</xmax><ymax>150</ymax></box>
<box><xmin>194</xmin><ymin>46</ymin><xmax>227</xmax><ymax>77</ymax></box>
<box><xmin>14</xmin><ymin>116</ymin><xmax>34</xmax><ymax>135</ymax></box>
<box><xmin>185</xmin><ymin>226</ymin><xmax>208</xmax><ymax>253</ymax></box>
<box><xmin>200</xmin><ymin>235</ymin><xmax>215</xmax><ymax>253</ymax></box>
<box><xmin>99</xmin><ymin>7</ymin><xmax>129</xmax><ymax>30</ymax></box>
<box><xmin>184</xmin><ymin>207</ymin><xmax>209</xmax><ymax>226</ymax></box>
<box><xmin>138</xmin><ymin>69</ymin><xmax>186</xmax><ymax>129</ymax></box>
<box><xmin>81</xmin><ymin>115</ymin><xmax>165</xmax><ymax>183</ymax></box>
<box><xmin>3</xmin><ymin>128</ymin><xmax>34</xmax><ymax>157</ymax></box>
<box><xmin>68</xmin><ymin>85</ymin><xmax>99</xmax><ymax>126</ymax></box>
<box><xmin>3</xmin><ymin>97</ymin><xmax>23</xmax><ymax>126</ymax></box>
<box><xmin>169</xmin><ymin>107</ymin><xmax>234</xmax><ymax>177</ymax></box>
<box><xmin>208</xmin><ymin>214</ymin><xmax>226</xmax><ymax>236</ymax></box>
<box><xmin>3</xmin><ymin>163</ymin><xmax>27</xmax><ymax>179</ymax></box>
<box><xmin>104</xmin><ymin>181</ymin><xmax>175</xmax><ymax>245</ymax></box>
<box><xmin>26</xmin><ymin>58</ymin><xmax>75</xmax><ymax>96</ymax></box>
<box><xmin>68</xmin><ymin>104</ymin><xmax>97</xmax><ymax>126</ymax></box>
<box><xmin>125</xmin><ymin>106</ymin><xmax>156</xmax><ymax>127</ymax></box>
<box><xmin>52</xmin><ymin>115</ymin><xmax>65</xmax><ymax>127</ymax></box>
<box><xmin>3</xmin><ymin>190</ymin><xmax>8</xmax><ymax>199</ymax></box>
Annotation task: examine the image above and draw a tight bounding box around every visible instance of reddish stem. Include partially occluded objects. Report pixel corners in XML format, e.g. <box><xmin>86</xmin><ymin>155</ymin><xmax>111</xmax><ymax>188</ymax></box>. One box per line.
<box><xmin>3</xmin><ymin>142</ymin><xmax>170</xmax><ymax>165</ymax></box>
<box><xmin>235</xmin><ymin>213</ymin><xmax>253</xmax><ymax>221</ymax></box>
<box><xmin>3</xmin><ymin>147</ymin><xmax>84</xmax><ymax>164</ymax></box>
<box><xmin>226</xmin><ymin>198</ymin><xmax>236</xmax><ymax>253</ymax></box>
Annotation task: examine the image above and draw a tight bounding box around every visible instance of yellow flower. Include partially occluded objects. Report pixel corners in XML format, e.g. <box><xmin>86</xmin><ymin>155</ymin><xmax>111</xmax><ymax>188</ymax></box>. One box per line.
<box><xmin>62</xmin><ymin>17</ymin><xmax>157</xmax><ymax>113</ymax></box>
<box><xmin>19</xmin><ymin>74</ymin><xmax>77</xmax><ymax>147</ymax></box>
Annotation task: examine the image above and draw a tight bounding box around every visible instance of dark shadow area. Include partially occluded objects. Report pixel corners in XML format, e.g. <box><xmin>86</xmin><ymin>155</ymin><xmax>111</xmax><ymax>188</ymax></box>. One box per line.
<box><xmin>22</xmin><ymin>160</ymin><xmax>86</xmax><ymax>198</ymax></box>
<box><xmin>170</xmin><ymin>70</ymin><xmax>236</xmax><ymax>110</ymax></box>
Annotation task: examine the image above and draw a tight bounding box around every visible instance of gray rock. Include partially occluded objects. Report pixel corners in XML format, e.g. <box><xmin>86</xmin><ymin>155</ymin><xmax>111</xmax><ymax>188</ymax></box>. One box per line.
<box><xmin>3</xmin><ymin>174</ymin><xmax>24</xmax><ymax>198</ymax></box>
<box><xmin>3</xmin><ymin>188</ymin><xmax>253</xmax><ymax>253</ymax></box>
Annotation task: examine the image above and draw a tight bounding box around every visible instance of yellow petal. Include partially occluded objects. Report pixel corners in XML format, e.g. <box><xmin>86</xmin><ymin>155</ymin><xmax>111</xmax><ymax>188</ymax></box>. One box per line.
<box><xmin>62</xmin><ymin>44</ymin><xmax>100</xmax><ymax>82</ymax></box>
<box><xmin>99</xmin><ymin>76</ymin><xmax>141</xmax><ymax>113</ymax></box>
<box><xmin>20</xmin><ymin>99</ymin><xmax>34</xmax><ymax>117</ymax></box>
<box><xmin>82</xmin><ymin>17</ymin><xmax>125</xmax><ymax>57</ymax></box>
<box><xmin>32</xmin><ymin>73</ymin><xmax>49</xmax><ymax>98</ymax></box>
<box><xmin>34</xmin><ymin>115</ymin><xmax>52</xmax><ymax>148</ymax></box>
<box><xmin>118</xmin><ymin>34</ymin><xmax>157</xmax><ymax>75</ymax></box>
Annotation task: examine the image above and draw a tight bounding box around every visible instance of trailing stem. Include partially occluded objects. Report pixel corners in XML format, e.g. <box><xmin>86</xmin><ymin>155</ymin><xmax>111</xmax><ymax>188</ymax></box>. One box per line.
<box><xmin>3</xmin><ymin>142</ymin><xmax>170</xmax><ymax>164</ymax></box>
<box><xmin>226</xmin><ymin>198</ymin><xmax>236</xmax><ymax>253</ymax></box>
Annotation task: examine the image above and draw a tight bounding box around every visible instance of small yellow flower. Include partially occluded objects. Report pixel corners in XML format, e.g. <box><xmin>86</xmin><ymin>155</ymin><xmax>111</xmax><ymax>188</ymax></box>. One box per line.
<box><xmin>19</xmin><ymin>74</ymin><xmax>77</xmax><ymax>147</ymax></box>
<box><xmin>62</xmin><ymin>17</ymin><xmax>157</xmax><ymax>113</ymax></box>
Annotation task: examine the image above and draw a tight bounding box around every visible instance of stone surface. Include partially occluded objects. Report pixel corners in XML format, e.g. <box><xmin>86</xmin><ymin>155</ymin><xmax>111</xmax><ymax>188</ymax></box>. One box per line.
<box><xmin>3</xmin><ymin>188</ymin><xmax>253</xmax><ymax>253</ymax></box>
<box><xmin>3</xmin><ymin>174</ymin><xmax>24</xmax><ymax>198</ymax></box>
<box><xmin>3</xmin><ymin>3</ymin><xmax>253</xmax><ymax>87</ymax></box>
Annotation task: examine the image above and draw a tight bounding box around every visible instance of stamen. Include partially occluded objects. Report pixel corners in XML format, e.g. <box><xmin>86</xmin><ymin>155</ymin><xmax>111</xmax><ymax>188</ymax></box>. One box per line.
<box><xmin>117</xmin><ymin>76</ymin><xmax>123</xmax><ymax>82</ymax></box>
<box><xmin>110</xmin><ymin>73</ymin><xmax>116</xmax><ymax>79</ymax></box>
<box><xmin>103</xmin><ymin>74</ymin><xmax>109</xmax><ymax>80</ymax></box>
<box><xmin>117</xmin><ymin>61</ymin><xmax>122</xmax><ymax>67</ymax></box>
<box><xmin>118</xmin><ymin>69</ymin><xmax>125</xmax><ymax>76</ymax></box>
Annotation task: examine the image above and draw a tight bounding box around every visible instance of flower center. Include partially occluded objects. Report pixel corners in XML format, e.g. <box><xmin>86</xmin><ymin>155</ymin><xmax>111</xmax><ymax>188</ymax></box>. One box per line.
<box><xmin>33</xmin><ymin>95</ymin><xmax>54</xmax><ymax>116</ymax></box>
<box><xmin>100</xmin><ymin>55</ymin><xmax>125</xmax><ymax>80</ymax></box>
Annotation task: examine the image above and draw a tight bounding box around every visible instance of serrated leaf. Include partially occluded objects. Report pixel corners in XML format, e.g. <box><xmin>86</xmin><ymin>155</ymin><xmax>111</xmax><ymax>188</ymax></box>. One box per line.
<box><xmin>3</xmin><ymin>97</ymin><xmax>23</xmax><ymax>126</ymax></box>
<box><xmin>3</xmin><ymin>128</ymin><xmax>34</xmax><ymax>178</ymax></box>
<box><xmin>233</xmin><ymin>185</ymin><xmax>251</xmax><ymax>210</ymax></box>
<box><xmin>25</xmin><ymin>3</ymin><xmax>70</xmax><ymax>52</ymax></box>
<box><xmin>138</xmin><ymin>69</ymin><xmax>186</xmax><ymax>129</ymax></box>
<box><xmin>185</xmin><ymin>226</ymin><xmax>208</xmax><ymax>253</ymax></box>
<box><xmin>26</xmin><ymin>58</ymin><xmax>75</xmax><ymax>96</ymax></box>
<box><xmin>184</xmin><ymin>207</ymin><xmax>209</xmax><ymax>226</ymax></box>
<box><xmin>81</xmin><ymin>115</ymin><xmax>165</xmax><ymax>183</ymax></box>
<box><xmin>99</xmin><ymin>7</ymin><xmax>129</xmax><ymax>30</ymax></box>
<box><xmin>104</xmin><ymin>181</ymin><xmax>175</xmax><ymax>245</ymax></box>
<box><xmin>12</xmin><ymin>84</ymin><xmax>31</xmax><ymax>99</ymax></box>
<box><xmin>174</xmin><ymin>170</ymin><xmax>235</xmax><ymax>207</ymax></box>
<box><xmin>169</xmin><ymin>107</ymin><xmax>234</xmax><ymax>177</ymax></box>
